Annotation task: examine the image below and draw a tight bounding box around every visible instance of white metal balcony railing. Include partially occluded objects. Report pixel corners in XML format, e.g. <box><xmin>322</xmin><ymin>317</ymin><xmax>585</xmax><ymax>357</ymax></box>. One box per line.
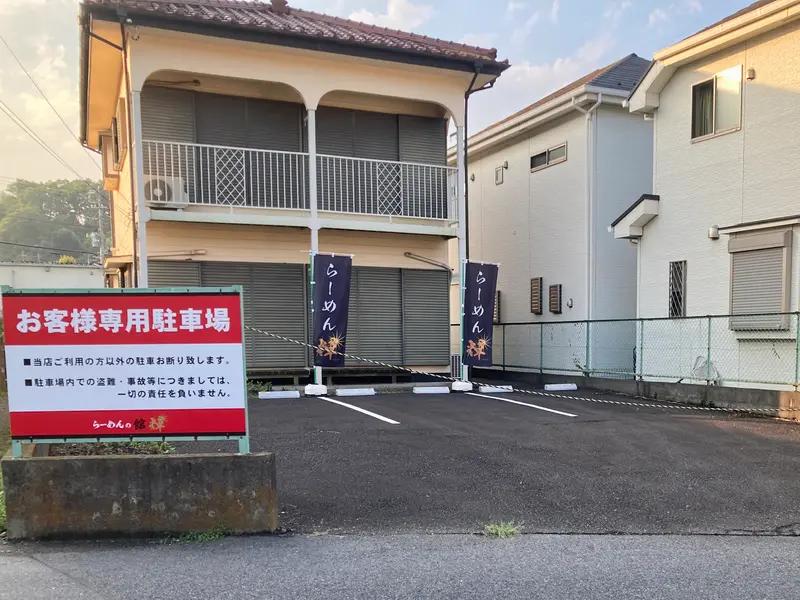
<box><xmin>143</xmin><ymin>140</ymin><xmax>458</xmax><ymax>221</ymax></box>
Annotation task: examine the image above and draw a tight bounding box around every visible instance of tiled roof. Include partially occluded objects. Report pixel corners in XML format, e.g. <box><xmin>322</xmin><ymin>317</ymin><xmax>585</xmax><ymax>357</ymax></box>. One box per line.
<box><xmin>82</xmin><ymin>0</ymin><xmax>507</xmax><ymax>65</ymax></box>
<box><xmin>472</xmin><ymin>54</ymin><xmax>651</xmax><ymax>139</ymax></box>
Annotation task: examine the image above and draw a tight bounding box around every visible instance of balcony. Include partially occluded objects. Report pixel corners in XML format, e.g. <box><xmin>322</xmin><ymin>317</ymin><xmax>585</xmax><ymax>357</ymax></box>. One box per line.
<box><xmin>142</xmin><ymin>140</ymin><xmax>458</xmax><ymax>222</ymax></box>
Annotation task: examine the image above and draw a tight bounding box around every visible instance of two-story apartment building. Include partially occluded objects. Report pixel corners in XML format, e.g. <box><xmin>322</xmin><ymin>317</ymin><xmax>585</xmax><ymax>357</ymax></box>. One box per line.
<box><xmin>613</xmin><ymin>0</ymin><xmax>800</xmax><ymax>386</ymax></box>
<box><xmin>79</xmin><ymin>0</ymin><xmax>507</xmax><ymax>377</ymax></box>
<box><xmin>454</xmin><ymin>54</ymin><xmax>653</xmax><ymax>375</ymax></box>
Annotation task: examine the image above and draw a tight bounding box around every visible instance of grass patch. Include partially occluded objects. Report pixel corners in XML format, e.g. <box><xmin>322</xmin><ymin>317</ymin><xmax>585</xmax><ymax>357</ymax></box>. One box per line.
<box><xmin>483</xmin><ymin>521</ymin><xmax>522</xmax><ymax>538</ymax></box>
<box><xmin>0</xmin><ymin>469</ymin><xmax>6</xmax><ymax>535</ymax></box>
<box><xmin>168</xmin><ymin>524</ymin><xmax>230</xmax><ymax>544</ymax></box>
<box><xmin>247</xmin><ymin>380</ymin><xmax>273</xmax><ymax>395</ymax></box>
<box><xmin>50</xmin><ymin>441</ymin><xmax>174</xmax><ymax>457</ymax></box>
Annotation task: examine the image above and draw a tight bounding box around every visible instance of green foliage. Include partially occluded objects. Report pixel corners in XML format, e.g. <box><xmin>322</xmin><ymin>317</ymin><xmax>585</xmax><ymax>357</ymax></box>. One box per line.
<box><xmin>0</xmin><ymin>469</ymin><xmax>5</xmax><ymax>535</ymax></box>
<box><xmin>57</xmin><ymin>255</ymin><xmax>77</xmax><ymax>264</ymax></box>
<box><xmin>247</xmin><ymin>380</ymin><xmax>273</xmax><ymax>395</ymax></box>
<box><xmin>0</xmin><ymin>179</ymin><xmax>108</xmax><ymax>262</ymax></box>
<box><xmin>483</xmin><ymin>521</ymin><xmax>522</xmax><ymax>538</ymax></box>
<box><xmin>165</xmin><ymin>524</ymin><xmax>230</xmax><ymax>544</ymax></box>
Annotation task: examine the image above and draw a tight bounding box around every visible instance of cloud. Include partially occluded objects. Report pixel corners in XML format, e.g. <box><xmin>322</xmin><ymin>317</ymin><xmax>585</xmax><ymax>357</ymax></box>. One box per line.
<box><xmin>349</xmin><ymin>0</ymin><xmax>434</xmax><ymax>30</ymax></box>
<box><xmin>469</xmin><ymin>32</ymin><xmax>617</xmax><ymax>133</ymax></box>
<box><xmin>648</xmin><ymin>7</ymin><xmax>669</xmax><ymax>28</ymax></box>
<box><xmin>549</xmin><ymin>0</ymin><xmax>560</xmax><ymax>24</ymax></box>
<box><xmin>684</xmin><ymin>0</ymin><xmax>703</xmax><ymax>13</ymax></box>
<box><xmin>604</xmin><ymin>0</ymin><xmax>632</xmax><ymax>26</ymax></box>
<box><xmin>459</xmin><ymin>33</ymin><xmax>496</xmax><ymax>48</ymax></box>
<box><xmin>510</xmin><ymin>11</ymin><xmax>540</xmax><ymax>46</ymax></box>
<box><xmin>507</xmin><ymin>0</ymin><xmax>526</xmax><ymax>13</ymax></box>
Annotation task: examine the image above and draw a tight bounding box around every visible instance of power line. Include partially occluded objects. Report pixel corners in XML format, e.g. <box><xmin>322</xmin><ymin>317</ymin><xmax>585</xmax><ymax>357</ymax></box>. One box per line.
<box><xmin>0</xmin><ymin>213</ymin><xmax>100</xmax><ymax>232</ymax></box>
<box><xmin>0</xmin><ymin>35</ymin><xmax>102</xmax><ymax>172</ymax></box>
<box><xmin>0</xmin><ymin>241</ymin><xmax>96</xmax><ymax>256</ymax></box>
<box><xmin>0</xmin><ymin>99</ymin><xmax>75</xmax><ymax>174</ymax></box>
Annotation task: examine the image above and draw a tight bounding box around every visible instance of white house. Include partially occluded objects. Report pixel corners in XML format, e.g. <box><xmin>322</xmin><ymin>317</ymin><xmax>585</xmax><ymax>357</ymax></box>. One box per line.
<box><xmin>614</xmin><ymin>0</ymin><xmax>800</xmax><ymax>387</ymax></box>
<box><xmin>455</xmin><ymin>54</ymin><xmax>653</xmax><ymax>374</ymax></box>
<box><xmin>0</xmin><ymin>262</ymin><xmax>104</xmax><ymax>292</ymax></box>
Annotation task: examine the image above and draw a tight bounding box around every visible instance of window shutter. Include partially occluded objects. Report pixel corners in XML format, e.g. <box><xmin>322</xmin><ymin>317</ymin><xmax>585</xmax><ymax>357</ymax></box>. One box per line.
<box><xmin>530</xmin><ymin>277</ymin><xmax>543</xmax><ymax>314</ymax></box>
<box><xmin>730</xmin><ymin>248</ymin><xmax>786</xmax><ymax>330</ymax></box>
<box><xmin>549</xmin><ymin>284</ymin><xmax>562</xmax><ymax>314</ymax></box>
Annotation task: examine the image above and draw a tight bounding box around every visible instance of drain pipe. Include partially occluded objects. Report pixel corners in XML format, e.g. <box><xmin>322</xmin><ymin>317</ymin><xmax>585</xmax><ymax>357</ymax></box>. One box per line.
<box><xmin>118</xmin><ymin>13</ymin><xmax>139</xmax><ymax>288</ymax></box>
<box><xmin>572</xmin><ymin>93</ymin><xmax>603</xmax><ymax>321</ymax></box>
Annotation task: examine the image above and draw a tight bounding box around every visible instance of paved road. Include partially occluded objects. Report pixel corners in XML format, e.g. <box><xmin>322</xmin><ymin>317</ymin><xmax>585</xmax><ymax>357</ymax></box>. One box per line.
<box><xmin>232</xmin><ymin>390</ymin><xmax>800</xmax><ymax>535</ymax></box>
<box><xmin>3</xmin><ymin>533</ymin><xmax>800</xmax><ymax>600</ymax></box>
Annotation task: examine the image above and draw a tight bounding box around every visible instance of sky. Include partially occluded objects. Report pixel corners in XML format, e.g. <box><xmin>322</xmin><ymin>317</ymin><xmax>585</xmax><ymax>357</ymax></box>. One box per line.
<box><xmin>0</xmin><ymin>0</ymin><xmax>750</xmax><ymax>184</ymax></box>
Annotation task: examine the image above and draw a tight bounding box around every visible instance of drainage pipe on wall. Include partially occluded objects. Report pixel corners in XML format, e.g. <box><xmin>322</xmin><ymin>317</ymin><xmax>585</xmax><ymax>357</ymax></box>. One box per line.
<box><xmin>572</xmin><ymin>93</ymin><xmax>602</xmax><ymax>321</ymax></box>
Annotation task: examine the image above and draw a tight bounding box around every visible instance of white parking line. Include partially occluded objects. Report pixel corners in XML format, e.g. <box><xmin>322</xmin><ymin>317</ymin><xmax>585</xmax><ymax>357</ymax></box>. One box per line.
<box><xmin>318</xmin><ymin>396</ymin><xmax>400</xmax><ymax>425</ymax></box>
<box><xmin>467</xmin><ymin>392</ymin><xmax>578</xmax><ymax>418</ymax></box>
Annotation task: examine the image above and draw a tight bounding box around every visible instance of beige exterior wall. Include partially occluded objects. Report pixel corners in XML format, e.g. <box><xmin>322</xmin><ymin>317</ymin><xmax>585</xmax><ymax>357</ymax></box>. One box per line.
<box><xmin>147</xmin><ymin>221</ymin><xmax>448</xmax><ymax>269</ymax></box>
<box><xmin>640</xmin><ymin>20</ymin><xmax>800</xmax><ymax>317</ymax></box>
<box><xmin>126</xmin><ymin>27</ymin><xmax>470</xmax><ymax>125</ymax></box>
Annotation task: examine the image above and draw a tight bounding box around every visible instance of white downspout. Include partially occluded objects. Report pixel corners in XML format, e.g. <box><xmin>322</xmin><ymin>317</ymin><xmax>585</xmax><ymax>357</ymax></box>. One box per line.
<box><xmin>572</xmin><ymin>93</ymin><xmax>602</xmax><ymax>320</ymax></box>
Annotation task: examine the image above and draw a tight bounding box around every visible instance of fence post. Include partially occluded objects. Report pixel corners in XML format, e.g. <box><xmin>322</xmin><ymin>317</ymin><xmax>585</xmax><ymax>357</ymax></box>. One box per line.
<box><xmin>706</xmin><ymin>316</ymin><xmax>712</xmax><ymax>385</ymax></box>
<box><xmin>637</xmin><ymin>320</ymin><xmax>644</xmax><ymax>380</ymax></box>
<box><xmin>584</xmin><ymin>320</ymin><xmax>591</xmax><ymax>378</ymax></box>
<box><xmin>794</xmin><ymin>312</ymin><xmax>800</xmax><ymax>391</ymax></box>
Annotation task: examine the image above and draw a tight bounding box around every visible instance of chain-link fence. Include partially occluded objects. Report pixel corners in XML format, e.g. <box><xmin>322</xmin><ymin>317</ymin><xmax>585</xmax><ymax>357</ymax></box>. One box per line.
<box><xmin>452</xmin><ymin>313</ymin><xmax>800</xmax><ymax>389</ymax></box>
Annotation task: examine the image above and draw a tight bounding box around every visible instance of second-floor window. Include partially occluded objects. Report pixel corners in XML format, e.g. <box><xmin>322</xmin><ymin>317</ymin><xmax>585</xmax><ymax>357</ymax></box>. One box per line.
<box><xmin>668</xmin><ymin>260</ymin><xmax>686</xmax><ymax>318</ymax></box>
<box><xmin>691</xmin><ymin>66</ymin><xmax>742</xmax><ymax>140</ymax></box>
<box><xmin>530</xmin><ymin>143</ymin><xmax>567</xmax><ymax>172</ymax></box>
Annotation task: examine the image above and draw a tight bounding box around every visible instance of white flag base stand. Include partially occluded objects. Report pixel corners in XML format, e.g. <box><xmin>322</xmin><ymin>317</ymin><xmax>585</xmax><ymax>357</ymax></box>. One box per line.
<box><xmin>304</xmin><ymin>383</ymin><xmax>328</xmax><ymax>396</ymax></box>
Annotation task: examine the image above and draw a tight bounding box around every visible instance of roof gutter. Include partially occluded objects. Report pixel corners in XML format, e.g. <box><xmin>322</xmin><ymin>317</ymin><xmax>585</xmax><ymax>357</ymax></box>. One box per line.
<box><xmin>78</xmin><ymin>4</ymin><xmax>90</xmax><ymax>145</ymax></box>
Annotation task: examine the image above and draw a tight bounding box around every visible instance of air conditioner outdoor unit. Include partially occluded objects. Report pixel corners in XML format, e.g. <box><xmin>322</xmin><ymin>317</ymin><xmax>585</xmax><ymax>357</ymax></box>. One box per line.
<box><xmin>143</xmin><ymin>175</ymin><xmax>189</xmax><ymax>209</ymax></box>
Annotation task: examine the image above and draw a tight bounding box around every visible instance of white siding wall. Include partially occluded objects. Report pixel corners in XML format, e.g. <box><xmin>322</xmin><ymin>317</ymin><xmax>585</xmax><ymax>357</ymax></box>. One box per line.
<box><xmin>468</xmin><ymin>113</ymin><xmax>587</xmax><ymax>323</ymax></box>
<box><xmin>464</xmin><ymin>105</ymin><xmax>649</xmax><ymax>372</ymax></box>
<box><xmin>638</xmin><ymin>21</ymin><xmax>800</xmax><ymax>388</ymax></box>
<box><xmin>0</xmin><ymin>264</ymin><xmax>104</xmax><ymax>290</ymax></box>
<box><xmin>641</xmin><ymin>20</ymin><xmax>800</xmax><ymax>318</ymax></box>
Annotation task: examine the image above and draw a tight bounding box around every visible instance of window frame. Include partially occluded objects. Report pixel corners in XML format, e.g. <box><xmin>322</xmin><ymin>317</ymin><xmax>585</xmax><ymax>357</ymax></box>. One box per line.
<box><xmin>530</xmin><ymin>142</ymin><xmax>567</xmax><ymax>173</ymax></box>
<box><xmin>111</xmin><ymin>98</ymin><xmax>128</xmax><ymax>170</ymax></box>
<box><xmin>668</xmin><ymin>261</ymin><xmax>687</xmax><ymax>318</ymax></box>
<box><xmin>690</xmin><ymin>65</ymin><xmax>742</xmax><ymax>142</ymax></box>
<box><xmin>495</xmin><ymin>165</ymin><xmax>504</xmax><ymax>185</ymax></box>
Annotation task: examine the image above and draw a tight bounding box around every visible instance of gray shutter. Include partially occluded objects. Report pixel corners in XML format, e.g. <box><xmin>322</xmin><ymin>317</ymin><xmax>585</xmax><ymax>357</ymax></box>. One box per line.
<box><xmin>401</xmin><ymin>269</ymin><xmax>450</xmax><ymax>365</ymax></box>
<box><xmin>354</xmin><ymin>111</ymin><xmax>398</xmax><ymax>161</ymax></box>
<box><xmin>315</xmin><ymin>106</ymin><xmax>354</xmax><ymax>156</ymax></box>
<box><xmin>344</xmin><ymin>272</ymin><xmax>360</xmax><ymax>367</ymax></box>
<box><xmin>316</xmin><ymin>107</ymin><xmax>354</xmax><ymax>213</ymax></box>
<box><xmin>200</xmin><ymin>262</ymin><xmax>255</xmax><ymax>366</ymax></box>
<box><xmin>246</xmin><ymin>99</ymin><xmax>301</xmax><ymax>152</ymax></box>
<box><xmin>354</xmin><ymin>267</ymin><xmax>403</xmax><ymax>365</ymax></box>
<box><xmin>141</xmin><ymin>87</ymin><xmax>195</xmax><ymax>143</ymax></box>
<box><xmin>399</xmin><ymin>115</ymin><xmax>448</xmax><ymax>219</ymax></box>
<box><xmin>195</xmin><ymin>93</ymin><xmax>247</xmax><ymax>205</ymax></box>
<box><xmin>141</xmin><ymin>87</ymin><xmax>196</xmax><ymax>198</ymax></box>
<box><xmin>147</xmin><ymin>261</ymin><xmax>201</xmax><ymax>288</ymax></box>
<box><xmin>398</xmin><ymin>116</ymin><xmax>446</xmax><ymax>165</ymax></box>
<box><xmin>246</xmin><ymin>99</ymin><xmax>305</xmax><ymax>210</ymax></box>
<box><xmin>195</xmin><ymin>93</ymin><xmax>246</xmax><ymax>146</ymax></box>
<box><xmin>730</xmin><ymin>248</ymin><xmax>785</xmax><ymax>330</ymax></box>
<box><xmin>249</xmin><ymin>263</ymin><xmax>308</xmax><ymax>368</ymax></box>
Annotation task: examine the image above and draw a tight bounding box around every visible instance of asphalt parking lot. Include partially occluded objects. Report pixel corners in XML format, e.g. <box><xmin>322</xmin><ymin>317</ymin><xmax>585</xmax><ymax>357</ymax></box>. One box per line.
<box><xmin>241</xmin><ymin>388</ymin><xmax>800</xmax><ymax>535</ymax></box>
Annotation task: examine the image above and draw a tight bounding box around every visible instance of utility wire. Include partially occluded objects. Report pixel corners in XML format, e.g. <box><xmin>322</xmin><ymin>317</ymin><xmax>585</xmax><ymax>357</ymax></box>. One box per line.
<box><xmin>0</xmin><ymin>241</ymin><xmax>97</xmax><ymax>256</ymax></box>
<box><xmin>0</xmin><ymin>99</ymin><xmax>75</xmax><ymax>174</ymax></box>
<box><xmin>0</xmin><ymin>213</ymin><xmax>101</xmax><ymax>232</ymax></box>
<box><xmin>0</xmin><ymin>35</ymin><xmax>102</xmax><ymax>172</ymax></box>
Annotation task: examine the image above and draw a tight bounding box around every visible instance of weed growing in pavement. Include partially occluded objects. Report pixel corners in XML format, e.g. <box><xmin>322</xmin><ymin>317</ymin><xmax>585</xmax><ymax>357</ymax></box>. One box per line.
<box><xmin>483</xmin><ymin>521</ymin><xmax>522</xmax><ymax>538</ymax></box>
<box><xmin>0</xmin><ymin>470</ymin><xmax>6</xmax><ymax>535</ymax></box>
<box><xmin>163</xmin><ymin>524</ymin><xmax>231</xmax><ymax>544</ymax></box>
<box><xmin>247</xmin><ymin>380</ymin><xmax>273</xmax><ymax>395</ymax></box>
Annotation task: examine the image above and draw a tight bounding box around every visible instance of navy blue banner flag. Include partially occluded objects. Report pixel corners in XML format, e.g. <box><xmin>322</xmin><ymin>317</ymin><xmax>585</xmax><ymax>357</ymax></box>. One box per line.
<box><xmin>463</xmin><ymin>262</ymin><xmax>499</xmax><ymax>367</ymax></box>
<box><xmin>312</xmin><ymin>254</ymin><xmax>353</xmax><ymax>368</ymax></box>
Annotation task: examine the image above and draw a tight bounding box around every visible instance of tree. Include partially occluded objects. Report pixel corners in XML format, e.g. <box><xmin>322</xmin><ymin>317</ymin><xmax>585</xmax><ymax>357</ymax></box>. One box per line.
<box><xmin>0</xmin><ymin>179</ymin><xmax>108</xmax><ymax>263</ymax></box>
